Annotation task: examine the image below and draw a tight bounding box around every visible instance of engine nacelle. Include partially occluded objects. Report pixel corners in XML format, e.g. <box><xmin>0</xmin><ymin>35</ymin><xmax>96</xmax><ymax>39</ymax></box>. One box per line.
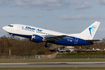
<box><xmin>31</xmin><ymin>34</ymin><xmax>43</xmax><ymax>42</ymax></box>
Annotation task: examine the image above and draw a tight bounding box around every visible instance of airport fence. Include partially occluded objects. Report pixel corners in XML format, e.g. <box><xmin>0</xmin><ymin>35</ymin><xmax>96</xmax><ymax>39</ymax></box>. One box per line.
<box><xmin>55</xmin><ymin>55</ymin><xmax>105</xmax><ymax>59</ymax></box>
<box><xmin>0</xmin><ymin>55</ymin><xmax>105</xmax><ymax>59</ymax></box>
<box><xmin>0</xmin><ymin>56</ymin><xmax>36</xmax><ymax>59</ymax></box>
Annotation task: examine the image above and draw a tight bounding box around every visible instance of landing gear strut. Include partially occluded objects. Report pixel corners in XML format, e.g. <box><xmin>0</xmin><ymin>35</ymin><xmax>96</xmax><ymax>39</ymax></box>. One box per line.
<box><xmin>45</xmin><ymin>42</ymin><xmax>50</xmax><ymax>47</ymax></box>
<box><xmin>9</xmin><ymin>33</ymin><xmax>15</xmax><ymax>40</ymax></box>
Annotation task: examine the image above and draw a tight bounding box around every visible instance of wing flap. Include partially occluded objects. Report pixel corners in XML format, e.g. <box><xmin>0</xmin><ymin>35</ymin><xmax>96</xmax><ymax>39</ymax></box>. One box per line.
<box><xmin>44</xmin><ymin>35</ymin><xmax>67</xmax><ymax>41</ymax></box>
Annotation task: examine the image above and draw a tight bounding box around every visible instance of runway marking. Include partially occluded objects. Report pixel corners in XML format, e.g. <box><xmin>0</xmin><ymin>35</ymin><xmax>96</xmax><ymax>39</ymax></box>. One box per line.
<box><xmin>0</xmin><ymin>62</ymin><xmax>105</xmax><ymax>68</ymax></box>
<box><xmin>0</xmin><ymin>62</ymin><xmax>105</xmax><ymax>65</ymax></box>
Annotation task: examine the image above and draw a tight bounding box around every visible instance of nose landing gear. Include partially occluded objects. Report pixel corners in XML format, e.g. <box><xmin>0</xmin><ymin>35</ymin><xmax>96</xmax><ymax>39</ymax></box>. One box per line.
<box><xmin>9</xmin><ymin>33</ymin><xmax>15</xmax><ymax>40</ymax></box>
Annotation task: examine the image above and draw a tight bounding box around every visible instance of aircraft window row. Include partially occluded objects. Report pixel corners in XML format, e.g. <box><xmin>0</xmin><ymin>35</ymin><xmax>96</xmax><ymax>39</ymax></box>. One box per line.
<box><xmin>8</xmin><ymin>25</ymin><xmax>13</xmax><ymax>27</ymax></box>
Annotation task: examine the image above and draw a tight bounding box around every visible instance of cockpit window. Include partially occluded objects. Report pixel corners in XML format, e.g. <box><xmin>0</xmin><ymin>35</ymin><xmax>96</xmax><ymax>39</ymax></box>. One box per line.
<box><xmin>8</xmin><ymin>25</ymin><xmax>13</xmax><ymax>27</ymax></box>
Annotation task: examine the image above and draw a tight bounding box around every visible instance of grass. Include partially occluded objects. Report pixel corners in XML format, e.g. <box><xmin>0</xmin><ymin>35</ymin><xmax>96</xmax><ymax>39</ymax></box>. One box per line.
<box><xmin>0</xmin><ymin>59</ymin><xmax>105</xmax><ymax>63</ymax></box>
<box><xmin>62</xmin><ymin>51</ymin><xmax>105</xmax><ymax>55</ymax></box>
<box><xmin>0</xmin><ymin>68</ymin><xmax>105</xmax><ymax>70</ymax></box>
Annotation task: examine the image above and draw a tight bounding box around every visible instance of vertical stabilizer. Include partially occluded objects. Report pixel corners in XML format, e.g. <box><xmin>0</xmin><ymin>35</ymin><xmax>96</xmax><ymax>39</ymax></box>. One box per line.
<box><xmin>80</xmin><ymin>21</ymin><xmax>100</xmax><ymax>40</ymax></box>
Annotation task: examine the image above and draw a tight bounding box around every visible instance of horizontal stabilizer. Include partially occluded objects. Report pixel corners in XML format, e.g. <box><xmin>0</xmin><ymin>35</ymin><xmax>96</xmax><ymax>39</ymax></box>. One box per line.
<box><xmin>85</xmin><ymin>40</ymin><xmax>100</xmax><ymax>43</ymax></box>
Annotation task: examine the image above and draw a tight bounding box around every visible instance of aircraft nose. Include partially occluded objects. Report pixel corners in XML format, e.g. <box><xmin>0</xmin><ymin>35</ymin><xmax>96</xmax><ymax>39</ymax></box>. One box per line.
<box><xmin>2</xmin><ymin>26</ymin><xmax>6</xmax><ymax>30</ymax></box>
<box><xmin>2</xmin><ymin>26</ymin><xmax>8</xmax><ymax>31</ymax></box>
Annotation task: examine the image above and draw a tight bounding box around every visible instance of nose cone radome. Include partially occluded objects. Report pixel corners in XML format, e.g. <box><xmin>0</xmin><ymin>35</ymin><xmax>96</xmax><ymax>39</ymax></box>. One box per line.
<box><xmin>2</xmin><ymin>26</ymin><xmax>6</xmax><ymax>30</ymax></box>
<box><xmin>2</xmin><ymin>26</ymin><xmax>9</xmax><ymax>32</ymax></box>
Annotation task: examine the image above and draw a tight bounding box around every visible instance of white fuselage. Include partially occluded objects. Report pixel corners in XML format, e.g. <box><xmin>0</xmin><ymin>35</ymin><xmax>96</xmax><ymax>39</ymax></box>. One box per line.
<box><xmin>3</xmin><ymin>24</ymin><xmax>67</xmax><ymax>38</ymax></box>
<box><xmin>2</xmin><ymin>21</ymin><xmax>100</xmax><ymax>46</ymax></box>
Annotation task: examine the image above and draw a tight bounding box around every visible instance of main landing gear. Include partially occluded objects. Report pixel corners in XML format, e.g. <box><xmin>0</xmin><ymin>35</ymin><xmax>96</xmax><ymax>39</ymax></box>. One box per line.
<box><xmin>45</xmin><ymin>42</ymin><xmax>50</xmax><ymax>47</ymax></box>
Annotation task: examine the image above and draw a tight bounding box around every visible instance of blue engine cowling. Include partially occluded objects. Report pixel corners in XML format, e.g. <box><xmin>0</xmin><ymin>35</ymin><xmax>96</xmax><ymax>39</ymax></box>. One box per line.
<box><xmin>31</xmin><ymin>34</ymin><xmax>43</xmax><ymax>42</ymax></box>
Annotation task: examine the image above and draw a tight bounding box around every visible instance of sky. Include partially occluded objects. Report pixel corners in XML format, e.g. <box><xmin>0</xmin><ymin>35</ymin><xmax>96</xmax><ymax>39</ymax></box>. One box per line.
<box><xmin>0</xmin><ymin>0</ymin><xmax>105</xmax><ymax>40</ymax></box>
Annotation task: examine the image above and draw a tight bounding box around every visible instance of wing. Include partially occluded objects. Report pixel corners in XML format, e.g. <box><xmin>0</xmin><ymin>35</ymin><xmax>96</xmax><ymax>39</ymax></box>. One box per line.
<box><xmin>85</xmin><ymin>40</ymin><xmax>100</xmax><ymax>43</ymax></box>
<box><xmin>44</xmin><ymin>35</ymin><xmax>67</xmax><ymax>41</ymax></box>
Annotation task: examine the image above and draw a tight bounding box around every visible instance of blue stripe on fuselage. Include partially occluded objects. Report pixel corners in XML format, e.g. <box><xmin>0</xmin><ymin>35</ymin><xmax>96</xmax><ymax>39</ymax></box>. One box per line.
<box><xmin>9</xmin><ymin>33</ymin><xmax>93</xmax><ymax>46</ymax></box>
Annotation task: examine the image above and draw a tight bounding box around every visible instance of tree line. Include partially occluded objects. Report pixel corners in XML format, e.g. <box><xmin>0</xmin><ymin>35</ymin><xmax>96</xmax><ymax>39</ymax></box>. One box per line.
<box><xmin>0</xmin><ymin>35</ymin><xmax>49</xmax><ymax>56</ymax></box>
<box><xmin>0</xmin><ymin>35</ymin><xmax>105</xmax><ymax>56</ymax></box>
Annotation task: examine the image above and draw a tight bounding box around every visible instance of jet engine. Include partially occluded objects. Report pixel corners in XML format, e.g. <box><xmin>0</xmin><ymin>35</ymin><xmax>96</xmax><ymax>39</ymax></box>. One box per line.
<box><xmin>30</xmin><ymin>34</ymin><xmax>43</xmax><ymax>42</ymax></box>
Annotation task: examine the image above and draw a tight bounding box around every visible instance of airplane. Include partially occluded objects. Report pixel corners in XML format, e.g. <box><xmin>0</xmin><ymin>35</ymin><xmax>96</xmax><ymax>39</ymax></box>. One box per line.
<box><xmin>2</xmin><ymin>21</ymin><xmax>100</xmax><ymax>47</ymax></box>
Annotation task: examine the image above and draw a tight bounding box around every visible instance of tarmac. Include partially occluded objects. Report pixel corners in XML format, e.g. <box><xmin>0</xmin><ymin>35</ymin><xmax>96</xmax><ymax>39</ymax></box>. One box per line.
<box><xmin>0</xmin><ymin>62</ymin><xmax>105</xmax><ymax>68</ymax></box>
